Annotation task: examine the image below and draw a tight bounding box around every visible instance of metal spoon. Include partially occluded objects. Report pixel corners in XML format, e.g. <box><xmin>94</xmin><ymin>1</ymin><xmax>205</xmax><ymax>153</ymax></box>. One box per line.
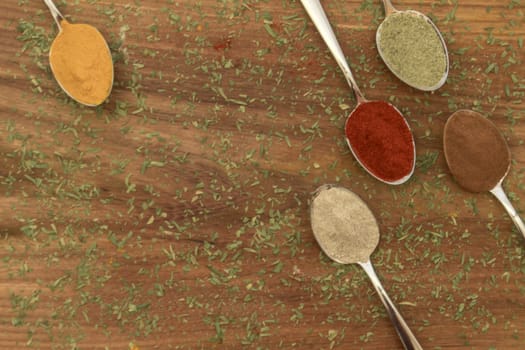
<box><xmin>310</xmin><ymin>185</ymin><xmax>423</xmax><ymax>350</ymax></box>
<box><xmin>491</xmin><ymin>178</ymin><xmax>525</xmax><ymax>241</ymax></box>
<box><xmin>43</xmin><ymin>0</ymin><xmax>114</xmax><ymax>106</ymax></box>
<box><xmin>443</xmin><ymin>110</ymin><xmax>525</xmax><ymax>241</ymax></box>
<box><xmin>300</xmin><ymin>0</ymin><xmax>415</xmax><ymax>185</ymax></box>
<box><xmin>376</xmin><ymin>0</ymin><xmax>449</xmax><ymax>91</ymax></box>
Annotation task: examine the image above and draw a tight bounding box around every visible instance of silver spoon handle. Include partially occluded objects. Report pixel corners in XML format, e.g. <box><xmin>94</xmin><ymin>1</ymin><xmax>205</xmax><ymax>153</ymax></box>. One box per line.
<box><xmin>490</xmin><ymin>182</ymin><xmax>525</xmax><ymax>241</ymax></box>
<box><xmin>359</xmin><ymin>260</ymin><xmax>423</xmax><ymax>350</ymax></box>
<box><xmin>299</xmin><ymin>0</ymin><xmax>365</xmax><ymax>103</ymax></box>
<box><xmin>381</xmin><ymin>0</ymin><xmax>397</xmax><ymax>16</ymax></box>
<box><xmin>42</xmin><ymin>0</ymin><xmax>64</xmax><ymax>29</ymax></box>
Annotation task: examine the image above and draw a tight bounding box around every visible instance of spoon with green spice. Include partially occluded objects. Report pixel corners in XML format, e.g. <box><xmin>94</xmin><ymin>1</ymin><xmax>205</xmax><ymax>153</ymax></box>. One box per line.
<box><xmin>310</xmin><ymin>185</ymin><xmax>423</xmax><ymax>350</ymax></box>
<box><xmin>376</xmin><ymin>0</ymin><xmax>449</xmax><ymax>91</ymax></box>
<box><xmin>443</xmin><ymin>110</ymin><xmax>525</xmax><ymax>241</ymax></box>
<box><xmin>300</xmin><ymin>0</ymin><xmax>416</xmax><ymax>185</ymax></box>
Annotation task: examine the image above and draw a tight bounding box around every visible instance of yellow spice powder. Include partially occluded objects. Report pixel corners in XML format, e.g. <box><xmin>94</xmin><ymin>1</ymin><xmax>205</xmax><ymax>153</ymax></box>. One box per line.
<box><xmin>49</xmin><ymin>20</ymin><xmax>113</xmax><ymax>106</ymax></box>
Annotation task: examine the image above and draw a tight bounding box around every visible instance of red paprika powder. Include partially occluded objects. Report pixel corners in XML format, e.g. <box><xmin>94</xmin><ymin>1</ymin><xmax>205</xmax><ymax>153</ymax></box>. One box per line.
<box><xmin>345</xmin><ymin>101</ymin><xmax>414</xmax><ymax>182</ymax></box>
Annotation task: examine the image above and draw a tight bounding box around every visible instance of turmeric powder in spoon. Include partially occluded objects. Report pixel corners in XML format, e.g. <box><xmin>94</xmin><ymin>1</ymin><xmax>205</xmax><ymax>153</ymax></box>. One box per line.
<box><xmin>44</xmin><ymin>0</ymin><xmax>113</xmax><ymax>106</ymax></box>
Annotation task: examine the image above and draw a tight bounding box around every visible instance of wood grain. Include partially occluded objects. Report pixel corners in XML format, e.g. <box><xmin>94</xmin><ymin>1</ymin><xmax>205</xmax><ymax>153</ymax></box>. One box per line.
<box><xmin>0</xmin><ymin>0</ymin><xmax>524</xmax><ymax>349</ymax></box>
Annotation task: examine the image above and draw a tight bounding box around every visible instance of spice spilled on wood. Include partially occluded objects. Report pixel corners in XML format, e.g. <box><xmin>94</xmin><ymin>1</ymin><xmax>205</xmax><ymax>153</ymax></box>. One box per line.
<box><xmin>49</xmin><ymin>20</ymin><xmax>114</xmax><ymax>106</ymax></box>
<box><xmin>377</xmin><ymin>11</ymin><xmax>448</xmax><ymax>90</ymax></box>
<box><xmin>345</xmin><ymin>101</ymin><xmax>415</xmax><ymax>183</ymax></box>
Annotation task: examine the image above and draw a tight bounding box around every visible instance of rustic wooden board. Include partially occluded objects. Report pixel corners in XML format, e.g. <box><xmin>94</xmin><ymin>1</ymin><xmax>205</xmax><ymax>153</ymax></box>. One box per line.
<box><xmin>0</xmin><ymin>0</ymin><xmax>524</xmax><ymax>349</ymax></box>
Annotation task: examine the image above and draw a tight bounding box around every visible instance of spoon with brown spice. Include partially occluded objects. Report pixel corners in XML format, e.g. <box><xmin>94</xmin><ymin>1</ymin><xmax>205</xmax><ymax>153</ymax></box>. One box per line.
<box><xmin>376</xmin><ymin>0</ymin><xmax>449</xmax><ymax>91</ymax></box>
<box><xmin>443</xmin><ymin>110</ymin><xmax>525</xmax><ymax>240</ymax></box>
<box><xmin>310</xmin><ymin>185</ymin><xmax>423</xmax><ymax>350</ymax></box>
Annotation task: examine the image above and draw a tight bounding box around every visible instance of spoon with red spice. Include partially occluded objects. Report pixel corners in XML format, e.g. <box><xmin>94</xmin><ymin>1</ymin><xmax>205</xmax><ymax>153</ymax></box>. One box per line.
<box><xmin>443</xmin><ymin>110</ymin><xmax>525</xmax><ymax>241</ymax></box>
<box><xmin>300</xmin><ymin>0</ymin><xmax>415</xmax><ymax>185</ymax></box>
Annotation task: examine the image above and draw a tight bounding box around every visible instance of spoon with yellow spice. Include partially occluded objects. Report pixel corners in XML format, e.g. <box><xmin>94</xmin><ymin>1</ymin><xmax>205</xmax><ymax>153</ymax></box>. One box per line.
<box><xmin>43</xmin><ymin>0</ymin><xmax>113</xmax><ymax>106</ymax></box>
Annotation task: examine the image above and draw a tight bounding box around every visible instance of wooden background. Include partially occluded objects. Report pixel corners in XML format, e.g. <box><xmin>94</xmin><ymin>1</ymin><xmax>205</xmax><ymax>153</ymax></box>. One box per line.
<box><xmin>1</xmin><ymin>0</ymin><xmax>524</xmax><ymax>349</ymax></box>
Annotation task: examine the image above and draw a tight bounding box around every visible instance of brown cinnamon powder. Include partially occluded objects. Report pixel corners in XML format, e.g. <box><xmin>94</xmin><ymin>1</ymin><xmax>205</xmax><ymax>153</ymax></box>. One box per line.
<box><xmin>443</xmin><ymin>110</ymin><xmax>510</xmax><ymax>192</ymax></box>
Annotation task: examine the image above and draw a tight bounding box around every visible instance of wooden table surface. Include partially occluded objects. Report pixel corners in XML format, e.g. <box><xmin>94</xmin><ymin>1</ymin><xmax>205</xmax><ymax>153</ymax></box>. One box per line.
<box><xmin>1</xmin><ymin>0</ymin><xmax>524</xmax><ymax>349</ymax></box>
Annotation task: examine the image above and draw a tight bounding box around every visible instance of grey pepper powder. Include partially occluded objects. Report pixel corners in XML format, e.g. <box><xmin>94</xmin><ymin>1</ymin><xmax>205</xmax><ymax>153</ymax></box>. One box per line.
<box><xmin>310</xmin><ymin>186</ymin><xmax>379</xmax><ymax>264</ymax></box>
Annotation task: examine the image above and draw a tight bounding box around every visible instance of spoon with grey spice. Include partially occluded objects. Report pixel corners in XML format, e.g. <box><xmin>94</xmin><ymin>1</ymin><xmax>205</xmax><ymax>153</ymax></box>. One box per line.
<box><xmin>310</xmin><ymin>185</ymin><xmax>423</xmax><ymax>350</ymax></box>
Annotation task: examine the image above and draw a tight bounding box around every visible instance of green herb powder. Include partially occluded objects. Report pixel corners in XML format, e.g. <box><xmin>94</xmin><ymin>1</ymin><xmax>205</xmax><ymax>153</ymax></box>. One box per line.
<box><xmin>377</xmin><ymin>11</ymin><xmax>447</xmax><ymax>89</ymax></box>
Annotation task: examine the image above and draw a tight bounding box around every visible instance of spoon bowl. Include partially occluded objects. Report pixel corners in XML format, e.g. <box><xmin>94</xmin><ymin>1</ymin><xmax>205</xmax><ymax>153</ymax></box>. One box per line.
<box><xmin>310</xmin><ymin>185</ymin><xmax>423</xmax><ymax>350</ymax></box>
<box><xmin>300</xmin><ymin>0</ymin><xmax>415</xmax><ymax>185</ymax></box>
<box><xmin>376</xmin><ymin>0</ymin><xmax>449</xmax><ymax>91</ymax></box>
<box><xmin>43</xmin><ymin>0</ymin><xmax>114</xmax><ymax>107</ymax></box>
<box><xmin>345</xmin><ymin>100</ymin><xmax>415</xmax><ymax>185</ymax></box>
<box><xmin>443</xmin><ymin>109</ymin><xmax>525</xmax><ymax>241</ymax></box>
